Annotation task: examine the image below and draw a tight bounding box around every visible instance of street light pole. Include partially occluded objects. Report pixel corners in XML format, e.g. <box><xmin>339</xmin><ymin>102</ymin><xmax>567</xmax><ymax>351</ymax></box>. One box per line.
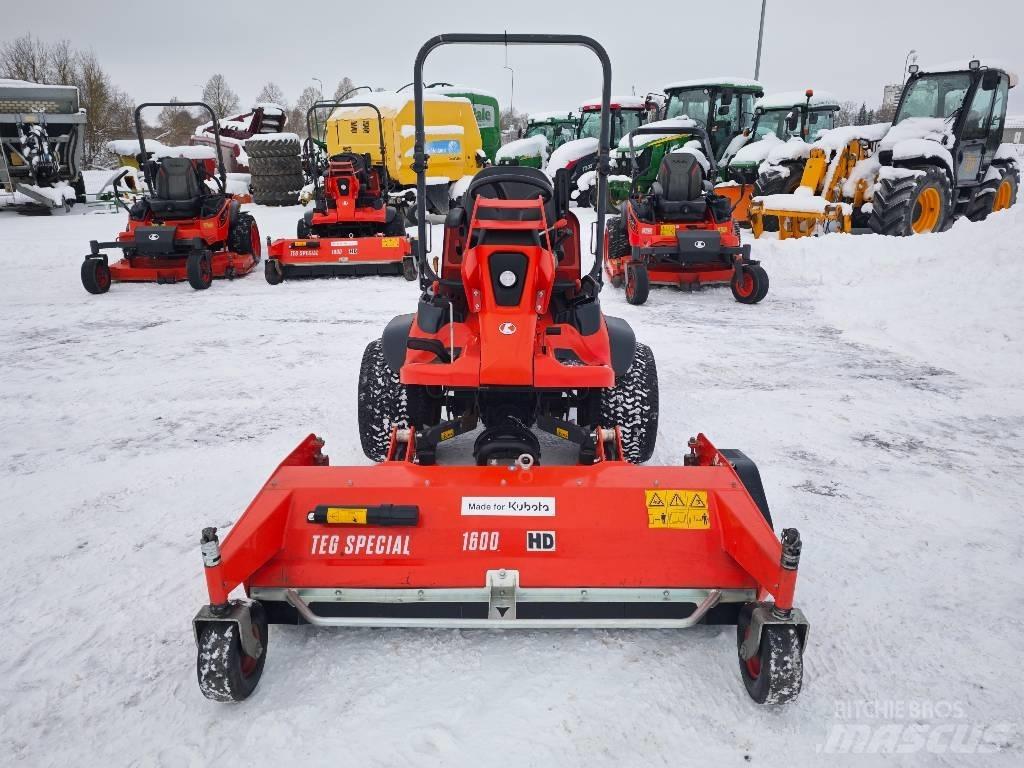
<box><xmin>313</xmin><ymin>77</ymin><xmax>324</xmax><ymax>100</ymax></box>
<box><xmin>754</xmin><ymin>0</ymin><xmax>767</xmax><ymax>80</ymax></box>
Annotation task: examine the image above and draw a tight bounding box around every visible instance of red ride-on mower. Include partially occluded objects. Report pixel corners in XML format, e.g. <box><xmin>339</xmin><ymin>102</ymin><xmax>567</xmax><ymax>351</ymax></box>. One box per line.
<box><xmin>605</xmin><ymin>124</ymin><xmax>767</xmax><ymax>305</ymax></box>
<box><xmin>80</xmin><ymin>102</ymin><xmax>260</xmax><ymax>294</ymax></box>
<box><xmin>264</xmin><ymin>101</ymin><xmax>416</xmax><ymax>284</ymax></box>
<box><xmin>191</xmin><ymin>34</ymin><xmax>808</xmax><ymax>706</ymax></box>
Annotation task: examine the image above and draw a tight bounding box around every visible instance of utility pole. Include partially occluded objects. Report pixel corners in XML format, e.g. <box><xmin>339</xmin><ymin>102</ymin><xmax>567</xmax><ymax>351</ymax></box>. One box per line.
<box><xmin>754</xmin><ymin>0</ymin><xmax>767</xmax><ymax>80</ymax></box>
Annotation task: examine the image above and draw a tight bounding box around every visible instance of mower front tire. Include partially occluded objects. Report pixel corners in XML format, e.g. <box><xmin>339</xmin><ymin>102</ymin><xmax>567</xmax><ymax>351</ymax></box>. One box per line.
<box><xmin>736</xmin><ymin>604</ymin><xmax>804</xmax><ymax>705</ymax></box>
<box><xmin>402</xmin><ymin>257</ymin><xmax>417</xmax><ymax>282</ymax></box>
<box><xmin>187</xmin><ymin>251</ymin><xmax>213</xmax><ymax>290</ymax></box>
<box><xmin>599</xmin><ymin>341</ymin><xmax>658</xmax><ymax>463</ymax></box>
<box><xmin>229</xmin><ymin>212</ymin><xmax>260</xmax><ymax>257</ymax></box>
<box><xmin>265</xmin><ymin>259</ymin><xmax>284</xmax><ymax>285</ymax></box>
<box><xmin>196</xmin><ymin>602</ymin><xmax>268</xmax><ymax>702</ymax></box>
<box><xmin>731</xmin><ymin>265</ymin><xmax>769</xmax><ymax>304</ymax></box>
<box><xmin>81</xmin><ymin>258</ymin><xmax>111</xmax><ymax>294</ymax></box>
<box><xmin>358</xmin><ymin>339</ymin><xmax>408</xmax><ymax>462</ymax></box>
<box><xmin>625</xmin><ymin>262</ymin><xmax>650</xmax><ymax>305</ymax></box>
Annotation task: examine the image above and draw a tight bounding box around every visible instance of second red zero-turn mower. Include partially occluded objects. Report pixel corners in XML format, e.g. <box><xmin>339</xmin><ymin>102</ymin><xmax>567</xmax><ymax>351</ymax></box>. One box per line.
<box><xmin>192</xmin><ymin>34</ymin><xmax>808</xmax><ymax>706</ymax></box>
<box><xmin>80</xmin><ymin>102</ymin><xmax>260</xmax><ymax>294</ymax></box>
<box><xmin>264</xmin><ymin>101</ymin><xmax>416</xmax><ymax>284</ymax></box>
<box><xmin>604</xmin><ymin>125</ymin><xmax>767</xmax><ymax>306</ymax></box>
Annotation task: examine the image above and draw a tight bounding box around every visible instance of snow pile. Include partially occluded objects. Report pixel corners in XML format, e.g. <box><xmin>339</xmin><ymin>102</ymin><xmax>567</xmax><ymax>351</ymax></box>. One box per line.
<box><xmin>449</xmin><ymin>174</ymin><xmax>475</xmax><ymax>200</ymax></box>
<box><xmin>760</xmin><ymin>137</ymin><xmax>812</xmax><ymax>171</ymax></box>
<box><xmin>574</xmin><ymin>170</ymin><xmax>631</xmax><ymax>192</ymax></box>
<box><xmin>995</xmin><ymin>143</ymin><xmax>1024</xmax><ymax>162</ymax></box>
<box><xmin>495</xmin><ymin>134</ymin><xmax>549</xmax><ymax>164</ymax></box>
<box><xmin>107</xmin><ymin>138</ymin><xmax>163</xmax><ymax>157</ymax></box>
<box><xmin>731</xmin><ymin>133</ymin><xmax>783</xmax><ymax>165</ymax></box>
<box><xmin>670</xmin><ymin>140</ymin><xmax>710</xmax><ymax>173</ymax></box>
<box><xmin>106</xmin><ymin>139</ymin><xmax>216</xmax><ymax>161</ymax></box>
<box><xmin>0</xmin><ymin>181</ymin><xmax>77</xmax><ymax>208</ymax></box>
<box><xmin>754</xmin><ymin>192</ymin><xmax>852</xmax><ymax>215</ymax></box>
<box><xmin>546</xmin><ymin>137</ymin><xmax>598</xmax><ymax>175</ymax></box>
<box><xmin>617</xmin><ymin>117</ymin><xmax>700</xmax><ymax>151</ymax></box>
<box><xmin>877</xmin><ymin>117</ymin><xmax>954</xmax><ymax>171</ymax></box>
<box><xmin>813</xmin><ymin>122</ymin><xmax>890</xmax><ymax>154</ymax></box>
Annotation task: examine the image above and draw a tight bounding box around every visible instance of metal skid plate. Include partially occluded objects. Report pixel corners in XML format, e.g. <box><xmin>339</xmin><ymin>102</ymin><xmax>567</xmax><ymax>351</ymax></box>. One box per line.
<box><xmin>738</xmin><ymin>602</ymin><xmax>810</xmax><ymax>660</ymax></box>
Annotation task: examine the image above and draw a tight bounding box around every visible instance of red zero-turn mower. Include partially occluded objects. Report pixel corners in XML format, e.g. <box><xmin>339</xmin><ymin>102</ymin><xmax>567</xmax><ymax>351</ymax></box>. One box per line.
<box><xmin>192</xmin><ymin>35</ymin><xmax>808</xmax><ymax>706</ymax></box>
<box><xmin>264</xmin><ymin>101</ymin><xmax>416</xmax><ymax>284</ymax></box>
<box><xmin>605</xmin><ymin>125</ymin><xmax>767</xmax><ymax>305</ymax></box>
<box><xmin>80</xmin><ymin>102</ymin><xmax>260</xmax><ymax>294</ymax></box>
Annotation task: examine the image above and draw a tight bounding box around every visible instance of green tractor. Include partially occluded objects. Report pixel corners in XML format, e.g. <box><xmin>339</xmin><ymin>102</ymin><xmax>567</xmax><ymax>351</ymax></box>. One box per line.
<box><xmin>661</xmin><ymin>77</ymin><xmax>764</xmax><ymax>164</ymax></box>
<box><xmin>495</xmin><ymin>110</ymin><xmax>578</xmax><ymax>169</ymax></box>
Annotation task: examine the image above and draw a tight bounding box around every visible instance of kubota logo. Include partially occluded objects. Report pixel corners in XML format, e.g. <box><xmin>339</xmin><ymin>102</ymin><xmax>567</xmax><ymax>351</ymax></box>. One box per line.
<box><xmin>499</xmin><ymin>322</ymin><xmax>517</xmax><ymax>335</ymax></box>
<box><xmin>694</xmin><ymin>240</ymin><xmax>706</xmax><ymax>249</ymax></box>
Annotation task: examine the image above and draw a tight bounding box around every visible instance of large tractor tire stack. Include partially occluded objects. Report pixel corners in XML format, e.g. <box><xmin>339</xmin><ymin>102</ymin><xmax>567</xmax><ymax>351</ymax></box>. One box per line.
<box><xmin>246</xmin><ymin>135</ymin><xmax>304</xmax><ymax>206</ymax></box>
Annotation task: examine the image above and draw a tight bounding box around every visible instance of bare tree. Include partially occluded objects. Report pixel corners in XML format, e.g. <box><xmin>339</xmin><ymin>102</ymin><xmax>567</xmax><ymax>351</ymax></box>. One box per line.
<box><xmin>75</xmin><ymin>50</ymin><xmax>135</xmax><ymax>167</ymax></box>
<box><xmin>49</xmin><ymin>39</ymin><xmax>77</xmax><ymax>85</ymax></box>
<box><xmin>0</xmin><ymin>34</ymin><xmax>53</xmax><ymax>82</ymax></box>
<box><xmin>289</xmin><ymin>85</ymin><xmax>321</xmax><ymax>139</ymax></box>
<box><xmin>202</xmin><ymin>74</ymin><xmax>240</xmax><ymax>118</ymax></box>
<box><xmin>153</xmin><ymin>99</ymin><xmax>201</xmax><ymax>147</ymax></box>
<box><xmin>255</xmin><ymin>82</ymin><xmax>287</xmax><ymax>108</ymax></box>
<box><xmin>835</xmin><ymin>100</ymin><xmax>860</xmax><ymax>128</ymax></box>
<box><xmin>333</xmin><ymin>77</ymin><xmax>356</xmax><ymax>100</ymax></box>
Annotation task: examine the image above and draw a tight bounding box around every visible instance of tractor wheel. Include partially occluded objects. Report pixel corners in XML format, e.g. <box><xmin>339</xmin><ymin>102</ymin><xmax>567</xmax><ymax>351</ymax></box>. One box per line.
<box><xmin>736</xmin><ymin>604</ymin><xmax>804</xmax><ymax>705</ymax></box>
<box><xmin>358</xmin><ymin>338</ymin><xmax>408</xmax><ymax>462</ymax></box>
<box><xmin>599</xmin><ymin>342</ymin><xmax>659</xmax><ymax>464</ymax></box>
<box><xmin>228</xmin><ymin>212</ymin><xmax>260</xmax><ymax>258</ymax></box>
<box><xmin>264</xmin><ymin>259</ymin><xmax>284</xmax><ymax>285</ymax></box>
<box><xmin>625</xmin><ymin>262</ymin><xmax>650</xmax><ymax>305</ymax></box>
<box><xmin>607</xmin><ymin>216</ymin><xmax>630</xmax><ymax>258</ymax></box>
<box><xmin>196</xmin><ymin>602</ymin><xmax>268</xmax><ymax>702</ymax></box>
<box><xmin>731</xmin><ymin>265</ymin><xmax>769</xmax><ymax>304</ymax></box>
<box><xmin>249</xmin><ymin>156</ymin><xmax>302</xmax><ymax>175</ymax></box>
<box><xmin>252</xmin><ymin>188</ymin><xmax>301</xmax><ymax>207</ymax></box>
<box><xmin>869</xmin><ymin>166</ymin><xmax>950</xmax><ymax>236</ymax></box>
<box><xmin>402</xmin><ymin>257</ymin><xmax>417</xmax><ymax>282</ymax></box>
<box><xmin>972</xmin><ymin>164</ymin><xmax>1020</xmax><ymax>219</ymax></box>
<box><xmin>752</xmin><ymin>161</ymin><xmax>805</xmax><ymax>232</ymax></box>
<box><xmin>81</xmin><ymin>258</ymin><xmax>111</xmax><ymax>294</ymax></box>
<box><xmin>384</xmin><ymin>211</ymin><xmax>407</xmax><ymax>237</ymax></box>
<box><xmin>244</xmin><ymin>136</ymin><xmax>301</xmax><ymax>159</ymax></box>
<box><xmin>187</xmin><ymin>251</ymin><xmax>213</xmax><ymax>290</ymax></box>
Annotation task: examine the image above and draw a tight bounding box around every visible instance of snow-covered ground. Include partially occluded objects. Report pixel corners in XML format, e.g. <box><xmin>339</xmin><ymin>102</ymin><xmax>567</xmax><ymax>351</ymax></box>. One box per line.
<box><xmin>1</xmin><ymin>199</ymin><xmax>1022</xmax><ymax>767</ymax></box>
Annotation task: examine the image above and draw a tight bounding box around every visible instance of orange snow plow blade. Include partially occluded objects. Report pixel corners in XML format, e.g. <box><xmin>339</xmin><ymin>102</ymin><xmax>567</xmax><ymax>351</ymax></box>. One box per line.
<box><xmin>714</xmin><ymin>183</ymin><xmax>753</xmax><ymax>224</ymax></box>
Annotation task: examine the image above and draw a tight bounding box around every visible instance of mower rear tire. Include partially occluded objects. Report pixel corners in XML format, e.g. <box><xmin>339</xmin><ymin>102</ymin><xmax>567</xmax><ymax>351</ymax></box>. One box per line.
<box><xmin>731</xmin><ymin>265</ymin><xmax>768</xmax><ymax>304</ymax></box>
<box><xmin>737</xmin><ymin>604</ymin><xmax>803</xmax><ymax>705</ymax></box>
<box><xmin>229</xmin><ymin>212</ymin><xmax>260</xmax><ymax>256</ymax></box>
<box><xmin>625</xmin><ymin>262</ymin><xmax>649</xmax><ymax>305</ymax></box>
<box><xmin>265</xmin><ymin>259</ymin><xmax>284</xmax><ymax>285</ymax></box>
<box><xmin>384</xmin><ymin>211</ymin><xmax>407</xmax><ymax>237</ymax></box>
<box><xmin>607</xmin><ymin>216</ymin><xmax>630</xmax><ymax>259</ymax></box>
<box><xmin>358</xmin><ymin>338</ymin><xmax>408</xmax><ymax>462</ymax></box>
<box><xmin>868</xmin><ymin>165</ymin><xmax>950</xmax><ymax>236</ymax></box>
<box><xmin>187</xmin><ymin>251</ymin><xmax>213</xmax><ymax>290</ymax></box>
<box><xmin>81</xmin><ymin>258</ymin><xmax>111</xmax><ymax>294</ymax></box>
<box><xmin>599</xmin><ymin>341</ymin><xmax>658</xmax><ymax>463</ymax></box>
<box><xmin>753</xmin><ymin>161</ymin><xmax>804</xmax><ymax>232</ymax></box>
<box><xmin>196</xmin><ymin>602</ymin><xmax>268</xmax><ymax>702</ymax></box>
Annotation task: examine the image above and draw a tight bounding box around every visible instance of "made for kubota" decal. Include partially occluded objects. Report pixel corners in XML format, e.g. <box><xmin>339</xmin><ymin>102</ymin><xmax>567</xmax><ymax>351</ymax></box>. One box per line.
<box><xmin>460</xmin><ymin>496</ymin><xmax>556</xmax><ymax>516</ymax></box>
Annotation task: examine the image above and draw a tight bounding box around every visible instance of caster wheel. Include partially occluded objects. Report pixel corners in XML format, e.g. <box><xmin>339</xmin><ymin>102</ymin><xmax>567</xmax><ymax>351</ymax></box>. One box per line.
<box><xmin>731</xmin><ymin>264</ymin><xmax>769</xmax><ymax>304</ymax></box>
<box><xmin>402</xmin><ymin>256</ymin><xmax>417</xmax><ymax>282</ymax></box>
<box><xmin>625</xmin><ymin>262</ymin><xmax>649</xmax><ymax>305</ymax></box>
<box><xmin>196</xmin><ymin>602</ymin><xmax>268</xmax><ymax>702</ymax></box>
<box><xmin>265</xmin><ymin>259</ymin><xmax>284</xmax><ymax>285</ymax></box>
<box><xmin>81</xmin><ymin>258</ymin><xmax>111</xmax><ymax>294</ymax></box>
<box><xmin>187</xmin><ymin>251</ymin><xmax>213</xmax><ymax>290</ymax></box>
<box><xmin>736</xmin><ymin>604</ymin><xmax>803</xmax><ymax>704</ymax></box>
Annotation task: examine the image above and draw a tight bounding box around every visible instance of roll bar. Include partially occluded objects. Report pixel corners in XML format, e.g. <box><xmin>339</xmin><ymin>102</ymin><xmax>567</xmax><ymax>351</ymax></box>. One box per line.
<box><xmin>134</xmin><ymin>102</ymin><xmax>226</xmax><ymax>190</ymax></box>
<box><xmin>412</xmin><ymin>34</ymin><xmax>612</xmax><ymax>290</ymax></box>
<box><xmin>304</xmin><ymin>100</ymin><xmax>390</xmax><ymax>191</ymax></box>
<box><xmin>624</xmin><ymin>123</ymin><xmax>717</xmax><ymax>197</ymax></box>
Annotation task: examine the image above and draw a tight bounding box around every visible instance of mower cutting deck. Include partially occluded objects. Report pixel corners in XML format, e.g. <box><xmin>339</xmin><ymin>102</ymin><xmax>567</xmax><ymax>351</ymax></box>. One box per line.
<box><xmin>264</xmin><ymin>101</ymin><xmax>416</xmax><ymax>284</ymax></box>
<box><xmin>605</xmin><ymin>125</ymin><xmax>767</xmax><ymax>305</ymax></box>
<box><xmin>81</xmin><ymin>102</ymin><xmax>260</xmax><ymax>293</ymax></box>
<box><xmin>192</xmin><ymin>33</ymin><xmax>808</xmax><ymax>707</ymax></box>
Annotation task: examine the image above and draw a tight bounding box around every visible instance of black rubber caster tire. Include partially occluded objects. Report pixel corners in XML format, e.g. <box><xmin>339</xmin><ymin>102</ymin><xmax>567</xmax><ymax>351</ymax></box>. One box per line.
<box><xmin>736</xmin><ymin>604</ymin><xmax>804</xmax><ymax>705</ymax></box>
<box><xmin>196</xmin><ymin>602</ymin><xmax>269</xmax><ymax>702</ymax></box>
<box><xmin>187</xmin><ymin>251</ymin><xmax>213</xmax><ymax>290</ymax></box>
<box><xmin>625</xmin><ymin>262</ymin><xmax>650</xmax><ymax>305</ymax></box>
<box><xmin>731</xmin><ymin>265</ymin><xmax>768</xmax><ymax>304</ymax></box>
<box><xmin>265</xmin><ymin>259</ymin><xmax>284</xmax><ymax>285</ymax></box>
<box><xmin>81</xmin><ymin>259</ymin><xmax>111</xmax><ymax>294</ymax></box>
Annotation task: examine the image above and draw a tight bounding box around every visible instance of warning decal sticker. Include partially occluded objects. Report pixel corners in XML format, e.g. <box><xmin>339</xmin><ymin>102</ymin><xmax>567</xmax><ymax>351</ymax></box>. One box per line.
<box><xmin>645</xmin><ymin>489</ymin><xmax>710</xmax><ymax>529</ymax></box>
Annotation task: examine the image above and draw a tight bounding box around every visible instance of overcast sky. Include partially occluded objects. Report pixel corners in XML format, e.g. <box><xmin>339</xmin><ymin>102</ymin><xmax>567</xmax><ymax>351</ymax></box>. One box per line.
<box><xmin>7</xmin><ymin>0</ymin><xmax>1022</xmax><ymax>115</ymax></box>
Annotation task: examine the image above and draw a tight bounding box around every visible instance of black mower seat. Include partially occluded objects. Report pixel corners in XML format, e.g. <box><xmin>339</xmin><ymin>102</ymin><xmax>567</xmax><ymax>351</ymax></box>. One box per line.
<box><xmin>465</xmin><ymin>165</ymin><xmax>556</xmax><ymax>225</ymax></box>
<box><xmin>148</xmin><ymin>157</ymin><xmax>204</xmax><ymax>217</ymax></box>
<box><xmin>650</xmin><ymin>153</ymin><xmax>708</xmax><ymax>222</ymax></box>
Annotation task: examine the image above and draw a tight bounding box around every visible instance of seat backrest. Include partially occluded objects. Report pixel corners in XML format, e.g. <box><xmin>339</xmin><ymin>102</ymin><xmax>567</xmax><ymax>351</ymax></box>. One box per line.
<box><xmin>465</xmin><ymin>165</ymin><xmax>557</xmax><ymax>226</ymax></box>
<box><xmin>657</xmin><ymin>153</ymin><xmax>704</xmax><ymax>202</ymax></box>
<box><xmin>154</xmin><ymin>158</ymin><xmax>202</xmax><ymax>201</ymax></box>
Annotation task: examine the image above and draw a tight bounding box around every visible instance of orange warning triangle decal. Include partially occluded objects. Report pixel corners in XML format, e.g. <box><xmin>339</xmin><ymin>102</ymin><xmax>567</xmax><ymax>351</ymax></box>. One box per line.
<box><xmin>648</xmin><ymin>493</ymin><xmax>665</xmax><ymax>507</ymax></box>
<box><xmin>690</xmin><ymin>493</ymin><xmax>706</xmax><ymax>508</ymax></box>
<box><xmin>669</xmin><ymin>493</ymin><xmax>686</xmax><ymax>507</ymax></box>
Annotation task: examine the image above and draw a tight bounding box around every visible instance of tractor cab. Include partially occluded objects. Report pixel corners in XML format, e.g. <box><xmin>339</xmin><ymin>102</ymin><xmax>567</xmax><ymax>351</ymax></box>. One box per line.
<box><xmin>663</xmin><ymin>78</ymin><xmax>764</xmax><ymax>162</ymax></box>
<box><xmin>576</xmin><ymin>97</ymin><xmax>653</xmax><ymax>145</ymax></box>
<box><xmin>750</xmin><ymin>90</ymin><xmax>840</xmax><ymax>143</ymax></box>
<box><xmin>523</xmin><ymin>111</ymin><xmax>578</xmax><ymax>150</ymax></box>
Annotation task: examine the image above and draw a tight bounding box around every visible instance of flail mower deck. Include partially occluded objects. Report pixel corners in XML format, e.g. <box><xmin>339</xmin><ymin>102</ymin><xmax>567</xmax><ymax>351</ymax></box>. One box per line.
<box><xmin>192</xmin><ymin>34</ymin><xmax>808</xmax><ymax>707</ymax></box>
<box><xmin>81</xmin><ymin>102</ymin><xmax>260</xmax><ymax>294</ymax></box>
<box><xmin>605</xmin><ymin>125</ymin><xmax>767</xmax><ymax>305</ymax></box>
<box><xmin>264</xmin><ymin>101</ymin><xmax>417</xmax><ymax>284</ymax></box>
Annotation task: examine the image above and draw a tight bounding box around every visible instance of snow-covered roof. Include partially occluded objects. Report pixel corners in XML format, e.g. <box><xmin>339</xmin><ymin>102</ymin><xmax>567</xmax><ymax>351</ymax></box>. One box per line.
<box><xmin>527</xmin><ymin>110</ymin><xmax>577</xmax><ymax>123</ymax></box>
<box><xmin>427</xmin><ymin>84</ymin><xmax>498</xmax><ymax>100</ymax></box>
<box><xmin>547</xmin><ymin>137</ymin><xmax>598</xmax><ymax>176</ymax></box>
<box><xmin>757</xmin><ymin>90</ymin><xmax>841</xmax><ymax>111</ymax></box>
<box><xmin>0</xmin><ymin>78</ymin><xmax>78</xmax><ymax>92</ymax></box>
<box><xmin>579</xmin><ymin>95</ymin><xmax>649</xmax><ymax>110</ymax></box>
<box><xmin>617</xmin><ymin>117</ymin><xmax>701</xmax><ymax>150</ymax></box>
<box><xmin>495</xmin><ymin>134</ymin><xmax>548</xmax><ymax>162</ymax></box>
<box><xmin>330</xmin><ymin>90</ymin><xmax>464</xmax><ymax>117</ymax></box>
<box><xmin>918</xmin><ymin>59</ymin><xmax>1018</xmax><ymax>88</ymax></box>
<box><xmin>663</xmin><ymin>76</ymin><xmax>763</xmax><ymax>92</ymax></box>
<box><xmin>107</xmin><ymin>139</ymin><xmax>216</xmax><ymax>161</ymax></box>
